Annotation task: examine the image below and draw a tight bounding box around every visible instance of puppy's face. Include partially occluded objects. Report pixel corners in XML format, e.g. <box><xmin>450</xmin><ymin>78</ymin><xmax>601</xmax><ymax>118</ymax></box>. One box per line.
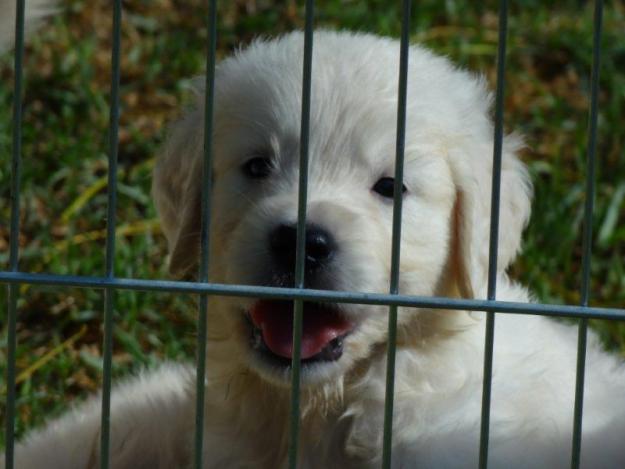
<box><xmin>212</xmin><ymin>109</ymin><xmax>455</xmax><ymax>385</ymax></box>
<box><xmin>208</xmin><ymin>36</ymin><xmax>457</xmax><ymax>386</ymax></box>
<box><xmin>154</xmin><ymin>32</ymin><xmax>531</xmax><ymax>388</ymax></box>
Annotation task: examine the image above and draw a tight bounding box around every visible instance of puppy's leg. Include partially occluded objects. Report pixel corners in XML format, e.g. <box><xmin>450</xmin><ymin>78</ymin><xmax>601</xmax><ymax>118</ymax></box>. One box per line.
<box><xmin>5</xmin><ymin>363</ymin><xmax>195</xmax><ymax>469</ymax></box>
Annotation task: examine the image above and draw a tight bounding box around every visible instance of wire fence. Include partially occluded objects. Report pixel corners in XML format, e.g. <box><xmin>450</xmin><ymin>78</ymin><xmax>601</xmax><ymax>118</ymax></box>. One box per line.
<box><xmin>3</xmin><ymin>0</ymin><xmax>624</xmax><ymax>468</ymax></box>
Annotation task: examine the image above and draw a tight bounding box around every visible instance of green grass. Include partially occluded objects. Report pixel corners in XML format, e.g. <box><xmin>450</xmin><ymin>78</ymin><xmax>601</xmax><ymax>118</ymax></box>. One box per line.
<box><xmin>1</xmin><ymin>0</ymin><xmax>624</xmax><ymax>447</ymax></box>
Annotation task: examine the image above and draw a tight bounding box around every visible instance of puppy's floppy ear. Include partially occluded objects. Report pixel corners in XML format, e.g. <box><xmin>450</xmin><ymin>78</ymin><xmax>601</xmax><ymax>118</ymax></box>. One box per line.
<box><xmin>152</xmin><ymin>106</ymin><xmax>205</xmax><ymax>278</ymax></box>
<box><xmin>448</xmin><ymin>134</ymin><xmax>532</xmax><ymax>299</ymax></box>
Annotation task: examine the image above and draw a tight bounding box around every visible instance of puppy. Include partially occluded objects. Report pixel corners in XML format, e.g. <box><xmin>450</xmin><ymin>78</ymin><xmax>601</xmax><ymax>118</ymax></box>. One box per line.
<box><xmin>3</xmin><ymin>5</ymin><xmax>625</xmax><ymax>468</ymax></box>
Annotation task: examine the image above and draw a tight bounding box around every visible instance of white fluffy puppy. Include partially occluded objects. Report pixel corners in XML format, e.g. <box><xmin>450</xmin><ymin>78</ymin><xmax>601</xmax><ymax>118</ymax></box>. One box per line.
<box><xmin>3</xmin><ymin>9</ymin><xmax>625</xmax><ymax>469</ymax></box>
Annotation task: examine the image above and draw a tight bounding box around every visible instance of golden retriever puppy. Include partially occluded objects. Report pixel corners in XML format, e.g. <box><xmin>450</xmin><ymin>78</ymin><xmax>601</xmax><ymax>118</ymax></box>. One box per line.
<box><xmin>2</xmin><ymin>4</ymin><xmax>625</xmax><ymax>468</ymax></box>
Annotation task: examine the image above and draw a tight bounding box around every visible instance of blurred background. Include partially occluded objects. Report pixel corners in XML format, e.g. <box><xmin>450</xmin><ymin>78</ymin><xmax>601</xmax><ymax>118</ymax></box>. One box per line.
<box><xmin>1</xmin><ymin>0</ymin><xmax>624</xmax><ymax>445</ymax></box>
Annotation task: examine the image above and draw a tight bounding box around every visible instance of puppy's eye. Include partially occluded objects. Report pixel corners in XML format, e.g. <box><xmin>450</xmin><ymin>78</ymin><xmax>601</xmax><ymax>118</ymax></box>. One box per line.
<box><xmin>242</xmin><ymin>157</ymin><xmax>273</xmax><ymax>179</ymax></box>
<box><xmin>372</xmin><ymin>177</ymin><xmax>407</xmax><ymax>199</ymax></box>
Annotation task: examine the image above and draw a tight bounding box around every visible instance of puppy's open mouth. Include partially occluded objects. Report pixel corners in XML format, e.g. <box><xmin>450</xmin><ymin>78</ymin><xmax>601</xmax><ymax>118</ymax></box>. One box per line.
<box><xmin>247</xmin><ymin>300</ymin><xmax>354</xmax><ymax>366</ymax></box>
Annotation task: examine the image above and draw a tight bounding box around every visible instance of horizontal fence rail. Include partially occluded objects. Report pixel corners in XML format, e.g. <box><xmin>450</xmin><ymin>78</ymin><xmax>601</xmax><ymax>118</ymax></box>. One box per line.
<box><xmin>2</xmin><ymin>272</ymin><xmax>624</xmax><ymax>322</ymax></box>
<box><xmin>1</xmin><ymin>0</ymin><xmax>617</xmax><ymax>468</ymax></box>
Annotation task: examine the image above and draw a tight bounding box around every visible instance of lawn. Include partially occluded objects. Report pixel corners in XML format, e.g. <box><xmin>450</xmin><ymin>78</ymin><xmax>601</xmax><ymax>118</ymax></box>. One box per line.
<box><xmin>1</xmin><ymin>0</ymin><xmax>624</xmax><ymax>446</ymax></box>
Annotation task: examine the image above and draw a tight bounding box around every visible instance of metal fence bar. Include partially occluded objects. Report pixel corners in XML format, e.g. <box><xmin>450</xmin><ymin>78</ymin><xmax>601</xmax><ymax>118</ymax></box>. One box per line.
<box><xmin>193</xmin><ymin>1</ymin><xmax>217</xmax><ymax>467</ymax></box>
<box><xmin>287</xmin><ymin>1</ymin><xmax>315</xmax><ymax>467</ymax></box>
<box><xmin>1</xmin><ymin>3</ymin><xmax>622</xmax><ymax>467</ymax></box>
<box><xmin>381</xmin><ymin>1</ymin><xmax>412</xmax><ymax>467</ymax></box>
<box><xmin>478</xmin><ymin>0</ymin><xmax>509</xmax><ymax>467</ymax></box>
<box><xmin>1</xmin><ymin>271</ymin><xmax>624</xmax><ymax>321</ymax></box>
<box><xmin>99</xmin><ymin>0</ymin><xmax>122</xmax><ymax>467</ymax></box>
<box><xmin>571</xmin><ymin>1</ymin><xmax>604</xmax><ymax>467</ymax></box>
<box><xmin>4</xmin><ymin>1</ymin><xmax>26</xmax><ymax>467</ymax></box>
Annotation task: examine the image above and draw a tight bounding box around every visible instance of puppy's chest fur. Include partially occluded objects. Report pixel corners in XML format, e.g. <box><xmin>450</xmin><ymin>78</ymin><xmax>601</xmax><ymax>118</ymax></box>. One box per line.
<box><xmin>199</xmin><ymin>364</ymin><xmax>378</xmax><ymax>468</ymax></box>
<box><xmin>198</xmin><ymin>337</ymin><xmax>465</xmax><ymax>469</ymax></box>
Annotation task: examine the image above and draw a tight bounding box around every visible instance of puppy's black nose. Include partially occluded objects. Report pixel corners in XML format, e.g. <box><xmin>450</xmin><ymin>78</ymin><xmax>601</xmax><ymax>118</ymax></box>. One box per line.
<box><xmin>269</xmin><ymin>224</ymin><xmax>335</xmax><ymax>272</ymax></box>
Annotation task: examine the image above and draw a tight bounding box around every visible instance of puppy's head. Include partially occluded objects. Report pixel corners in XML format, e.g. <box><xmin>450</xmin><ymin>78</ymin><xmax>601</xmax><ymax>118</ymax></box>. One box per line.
<box><xmin>153</xmin><ymin>31</ymin><xmax>531</xmax><ymax>387</ymax></box>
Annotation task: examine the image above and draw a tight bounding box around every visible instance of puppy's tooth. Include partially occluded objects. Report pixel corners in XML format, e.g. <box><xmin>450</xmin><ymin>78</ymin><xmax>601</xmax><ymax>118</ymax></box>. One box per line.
<box><xmin>251</xmin><ymin>327</ymin><xmax>263</xmax><ymax>350</ymax></box>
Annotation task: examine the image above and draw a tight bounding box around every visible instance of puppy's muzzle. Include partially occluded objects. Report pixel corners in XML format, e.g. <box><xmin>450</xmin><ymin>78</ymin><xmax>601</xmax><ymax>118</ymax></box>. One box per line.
<box><xmin>269</xmin><ymin>223</ymin><xmax>336</xmax><ymax>276</ymax></box>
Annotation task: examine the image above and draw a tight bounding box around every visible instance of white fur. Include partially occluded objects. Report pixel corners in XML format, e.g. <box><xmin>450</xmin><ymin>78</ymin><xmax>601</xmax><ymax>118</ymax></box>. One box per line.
<box><xmin>2</xmin><ymin>12</ymin><xmax>625</xmax><ymax>469</ymax></box>
<box><xmin>0</xmin><ymin>0</ymin><xmax>56</xmax><ymax>54</ymax></box>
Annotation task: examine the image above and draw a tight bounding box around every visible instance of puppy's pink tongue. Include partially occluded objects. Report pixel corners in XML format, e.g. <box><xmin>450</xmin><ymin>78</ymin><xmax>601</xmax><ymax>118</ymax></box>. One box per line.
<box><xmin>250</xmin><ymin>301</ymin><xmax>352</xmax><ymax>359</ymax></box>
